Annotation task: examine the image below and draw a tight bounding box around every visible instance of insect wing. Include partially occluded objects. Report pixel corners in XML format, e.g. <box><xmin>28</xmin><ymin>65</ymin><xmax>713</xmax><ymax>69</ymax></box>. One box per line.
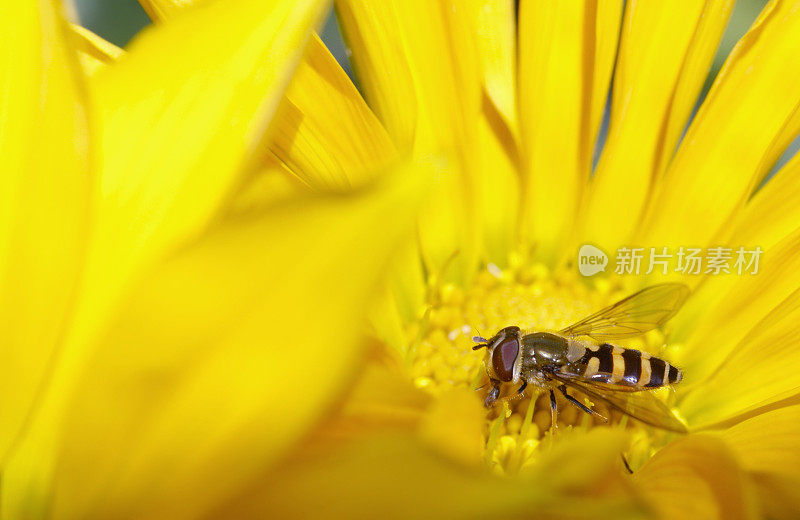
<box><xmin>551</xmin><ymin>372</ymin><xmax>687</xmax><ymax>433</ymax></box>
<box><xmin>559</xmin><ymin>283</ymin><xmax>690</xmax><ymax>340</ymax></box>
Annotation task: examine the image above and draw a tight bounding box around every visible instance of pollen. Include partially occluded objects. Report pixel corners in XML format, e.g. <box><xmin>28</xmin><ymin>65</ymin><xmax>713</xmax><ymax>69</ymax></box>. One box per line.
<box><xmin>407</xmin><ymin>260</ymin><xmax>674</xmax><ymax>473</ymax></box>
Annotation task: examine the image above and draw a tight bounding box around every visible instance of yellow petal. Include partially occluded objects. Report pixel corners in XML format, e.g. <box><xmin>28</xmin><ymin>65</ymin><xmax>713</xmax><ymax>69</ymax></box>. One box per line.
<box><xmin>582</xmin><ymin>0</ymin><xmax>734</xmax><ymax>252</ymax></box>
<box><xmin>3</xmin><ymin>0</ymin><xmax>329</xmax><ymax>516</ymax></box>
<box><xmin>337</xmin><ymin>0</ymin><xmax>484</xmax><ymax>284</ymax></box>
<box><xmin>591</xmin><ymin>0</ymin><xmax>624</xmax><ymax>148</ymax></box>
<box><xmin>728</xmin><ymin>150</ymin><xmax>800</xmax><ymax>251</ymax></box>
<box><xmin>634</xmin><ymin>435</ymin><xmax>758</xmax><ymax>520</ymax></box>
<box><xmin>675</xmin><ymin>227</ymin><xmax>800</xmax><ymax>386</ymax></box>
<box><xmin>266</xmin><ymin>34</ymin><xmax>397</xmax><ymax>191</ymax></box>
<box><xmin>48</xmin><ymin>164</ymin><xmax>428</xmax><ymax>520</ymax></box>
<box><xmin>471</xmin><ymin>0</ymin><xmax>517</xmax><ymax>131</ymax></box>
<box><xmin>418</xmin><ymin>388</ymin><xmax>485</xmax><ymax>466</ymax></box>
<box><xmin>468</xmin><ymin>1</ymin><xmax>522</xmax><ymax>265</ymax></box>
<box><xmin>679</xmin><ymin>285</ymin><xmax>800</xmax><ymax>428</ymax></box>
<box><xmin>518</xmin><ymin>1</ymin><xmax>619</xmax><ymax>265</ymax></box>
<box><xmin>213</xmin><ymin>430</ymin><xmax>643</xmax><ymax>519</ymax></box>
<box><xmin>320</xmin><ymin>361</ymin><xmax>431</xmax><ymax>437</ymax></box>
<box><xmin>476</xmin><ymin>99</ymin><xmax>520</xmax><ymax>266</ymax></box>
<box><xmin>640</xmin><ymin>0</ymin><xmax>800</xmax><ymax>251</ymax></box>
<box><xmin>69</xmin><ymin>24</ymin><xmax>123</xmax><ymax>75</ymax></box>
<box><xmin>225</xmin><ymin>159</ymin><xmax>308</xmax><ymax>218</ymax></box>
<box><xmin>137</xmin><ymin>0</ymin><xmax>193</xmax><ymax>22</ymax></box>
<box><xmin>669</xmin><ymin>153</ymin><xmax>800</xmax><ymax>350</ymax></box>
<box><xmin>334</xmin><ymin>0</ymin><xmax>417</xmax><ymax>151</ymax></box>
<box><xmin>77</xmin><ymin>0</ymin><xmax>329</xmax><ymax>354</ymax></box>
<box><xmin>0</xmin><ymin>0</ymin><xmax>90</xmax><ymax>461</ymax></box>
<box><xmin>718</xmin><ymin>406</ymin><xmax>800</xmax><ymax>519</ymax></box>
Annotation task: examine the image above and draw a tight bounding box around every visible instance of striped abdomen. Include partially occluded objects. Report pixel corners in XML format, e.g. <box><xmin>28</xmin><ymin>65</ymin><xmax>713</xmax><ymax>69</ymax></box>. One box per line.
<box><xmin>565</xmin><ymin>342</ymin><xmax>682</xmax><ymax>388</ymax></box>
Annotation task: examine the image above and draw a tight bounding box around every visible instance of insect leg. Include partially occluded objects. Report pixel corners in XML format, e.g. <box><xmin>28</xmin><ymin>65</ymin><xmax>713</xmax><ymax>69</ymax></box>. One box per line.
<box><xmin>484</xmin><ymin>384</ymin><xmax>501</xmax><ymax>408</ymax></box>
<box><xmin>621</xmin><ymin>454</ymin><xmax>634</xmax><ymax>474</ymax></box>
<box><xmin>517</xmin><ymin>380</ymin><xmax>528</xmax><ymax>395</ymax></box>
<box><xmin>558</xmin><ymin>385</ymin><xmax>607</xmax><ymax>421</ymax></box>
<box><xmin>549</xmin><ymin>389</ymin><xmax>558</xmax><ymax>432</ymax></box>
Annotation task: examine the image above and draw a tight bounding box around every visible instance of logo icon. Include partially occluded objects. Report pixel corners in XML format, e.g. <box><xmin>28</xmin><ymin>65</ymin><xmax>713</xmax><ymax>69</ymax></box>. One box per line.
<box><xmin>578</xmin><ymin>244</ymin><xmax>608</xmax><ymax>276</ymax></box>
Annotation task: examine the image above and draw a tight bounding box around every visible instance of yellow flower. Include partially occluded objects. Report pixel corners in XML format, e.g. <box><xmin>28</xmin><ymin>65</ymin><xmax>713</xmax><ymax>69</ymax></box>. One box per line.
<box><xmin>5</xmin><ymin>0</ymin><xmax>800</xmax><ymax>519</ymax></box>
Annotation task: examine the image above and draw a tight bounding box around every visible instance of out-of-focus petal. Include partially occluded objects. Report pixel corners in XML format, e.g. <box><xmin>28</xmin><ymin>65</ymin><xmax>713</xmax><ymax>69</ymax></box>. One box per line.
<box><xmin>69</xmin><ymin>24</ymin><xmax>123</xmax><ymax>75</ymax></box>
<box><xmin>634</xmin><ymin>435</ymin><xmax>758</xmax><ymax>520</ymax></box>
<box><xmin>3</xmin><ymin>1</ymin><xmax>329</xmax><ymax>516</ymax></box>
<box><xmin>225</xmin><ymin>159</ymin><xmax>308</xmax><ymax>217</ymax></box>
<box><xmin>137</xmin><ymin>0</ymin><xmax>193</xmax><ymax>21</ymax></box>
<box><xmin>518</xmin><ymin>0</ymin><xmax>620</xmax><ymax>265</ymax></box>
<box><xmin>675</xmin><ymin>228</ymin><xmax>800</xmax><ymax>385</ymax></box>
<box><xmin>211</xmin><ymin>430</ymin><xmax>644</xmax><ymax>519</ymax></box>
<box><xmin>318</xmin><ymin>362</ymin><xmax>431</xmax><ymax>438</ymax></box>
<box><xmin>679</xmin><ymin>286</ymin><xmax>800</xmax><ymax>428</ymax></box>
<box><xmin>0</xmin><ymin>0</ymin><xmax>90</xmax><ymax>461</ymax></box>
<box><xmin>582</xmin><ymin>0</ymin><xmax>733</xmax><ymax>252</ymax></box>
<box><xmin>266</xmin><ymin>34</ymin><xmax>397</xmax><ymax>191</ymax></box>
<box><xmin>418</xmin><ymin>388</ymin><xmax>485</xmax><ymax>466</ymax></box>
<box><xmin>640</xmin><ymin>0</ymin><xmax>800</xmax><ymax>251</ymax></box>
<box><xmin>73</xmin><ymin>0</ymin><xmax>329</xmax><ymax>358</ymax></box>
<box><xmin>78</xmin><ymin>5</ymin><xmax>391</xmax><ymax>193</ymax></box>
<box><xmin>718</xmin><ymin>406</ymin><xmax>800</xmax><ymax>519</ymax></box>
<box><xmin>48</xmin><ymin>164</ymin><xmax>428</xmax><ymax>520</ymax></box>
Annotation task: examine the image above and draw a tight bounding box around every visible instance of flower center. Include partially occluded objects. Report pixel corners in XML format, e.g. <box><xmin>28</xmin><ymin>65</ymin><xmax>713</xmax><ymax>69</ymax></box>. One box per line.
<box><xmin>407</xmin><ymin>261</ymin><xmax>675</xmax><ymax>474</ymax></box>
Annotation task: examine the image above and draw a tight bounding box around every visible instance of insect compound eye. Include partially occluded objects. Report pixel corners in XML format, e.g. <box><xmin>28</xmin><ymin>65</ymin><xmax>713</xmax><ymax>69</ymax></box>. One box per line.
<box><xmin>491</xmin><ymin>336</ymin><xmax>519</xmax><ymax>382</ymax></box>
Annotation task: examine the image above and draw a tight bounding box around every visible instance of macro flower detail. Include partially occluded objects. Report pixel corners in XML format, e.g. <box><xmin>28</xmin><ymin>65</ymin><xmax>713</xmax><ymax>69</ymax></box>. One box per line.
<box><xmin>3</xmin><ymin>0</ymin><xmax>800</xmax><ymax>519</ymax></box>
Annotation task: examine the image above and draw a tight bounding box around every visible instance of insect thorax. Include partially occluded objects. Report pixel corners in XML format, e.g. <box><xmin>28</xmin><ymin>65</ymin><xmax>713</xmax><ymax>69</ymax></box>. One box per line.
<box><xmin>521</xmin><ymin>332</ymin><xmax>568</xmax><ymax>366</ymax></box>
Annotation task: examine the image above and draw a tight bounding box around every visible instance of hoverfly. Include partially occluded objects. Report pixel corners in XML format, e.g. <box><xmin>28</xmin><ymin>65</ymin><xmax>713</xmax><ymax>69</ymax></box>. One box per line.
<box><xmin>472</xmin><ymin>283</ymin><xmax>690</xmax><ymax>433</ymax></box>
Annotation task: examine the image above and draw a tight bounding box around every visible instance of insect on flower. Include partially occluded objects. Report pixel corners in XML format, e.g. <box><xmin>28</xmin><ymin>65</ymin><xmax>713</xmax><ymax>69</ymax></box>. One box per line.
<box><xmin>473</xmin><ymin>283</ymin><xmax>690</xmax><ymax>433</ymax></box>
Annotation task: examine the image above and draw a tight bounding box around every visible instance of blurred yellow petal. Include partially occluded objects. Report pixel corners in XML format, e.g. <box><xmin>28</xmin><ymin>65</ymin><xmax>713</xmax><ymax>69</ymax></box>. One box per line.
<box><xmin>213</xmin><ymin>430</ymin><xmax>644</xmax><ymax>519</ymax></box>
<box><xmin>718</xmin><ymin>406</ymin><xmax>800</xmax><ymax>519</ymax></box>
<box><xmin>418</xmin><ymin>388</ymin><xmax>485</xmax><ymax>466</ymax></box>
<box><xmin>320</xmin><ymin>361</ymin><xmax>431</xmax><ymax>437</ymax></box>
<box><xmin>137</xmin><ymin>0</ymin><xmax>192</xmax><ymax>22</ymax></box>
<box><xmin>519</xmin><ymin>0</ymin><xmax>618</xmax><ymax>264</ymax></box>
<box><xmin>676</xmin><ymin>228</ymin><xmax>800</xmax><ymax>385</ymax></box>
<box><xmin>0</xmin><ymin>0</ymin><xmax>90</xmax><ymax>461</ymax></box>
<box><xmin>141</xmin><ymin>0</ymin><xmax>398</xmax><ymax>191</ymax></box>
<box><xmin>583</xmin><ymin>0</ymin><xmax>733</xmax><ymax>252</ymax></box>
<box><xmin>225</xmin><ymin>159</ymin><xmax>308</xmax><ymax>218</ymax></box>
<box><xmin>266</xmin><ymin>34</ymin><xmax>397</xmax><ymax>190</ymax></box>
<box><xmin>641</xmin><ymin>0</ymin><xmax>800</xmax><ymax>250</ymax></box>
<box><xmin>634</xmin><ymin>435</ymin><xmax>757</xmax><ymax>520</ymax></box>
<box><xmin>69</xmin><ymin>24</ymin><xmax>123</xmax><ymax>75</ymax></box>
<box><xmin>3</xmin><ymin>1</ymin><xmax>329</xmax><ymax>516</ymax></box>
<box><xmin>76</xmin><ymin>0</ymin><xmax>329</xmax><ymax>352</ymax></box>
<box><xmin>679</xmin><ymin>286</ymin><xmax>800</xmax><ymax>428</ymax></box>
<box><xmin>49</xmin><ymin>164</ymin><xmax>428</xmax><ymax>520</ymax></box>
